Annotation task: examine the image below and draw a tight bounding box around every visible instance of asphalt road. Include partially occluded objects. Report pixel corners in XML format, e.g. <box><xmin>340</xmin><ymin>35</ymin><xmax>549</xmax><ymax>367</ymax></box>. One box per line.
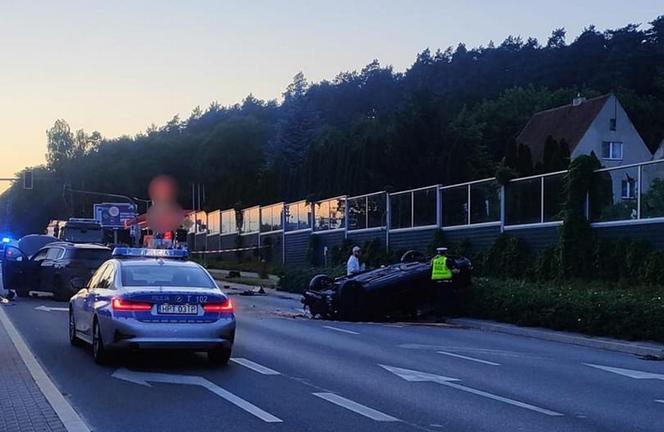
<box><xmin>3</xmin><ymin>288</ymin><xmax>663</xmax><ymax>432</ymax></box>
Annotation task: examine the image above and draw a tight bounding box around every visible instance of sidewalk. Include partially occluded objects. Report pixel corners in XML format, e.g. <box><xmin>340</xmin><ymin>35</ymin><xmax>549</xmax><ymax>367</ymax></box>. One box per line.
<box><xmin>0</xmin><ymin>306</ymin><xmax>88</xmax><ymax>432</ymax></box>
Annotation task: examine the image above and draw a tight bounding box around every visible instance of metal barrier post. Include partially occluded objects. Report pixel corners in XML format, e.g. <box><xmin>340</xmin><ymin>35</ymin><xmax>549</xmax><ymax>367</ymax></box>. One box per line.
<box><xmin>499</xmin><ymin>185</ymin><xmax>506</xmax><ymax>233</ymax></box>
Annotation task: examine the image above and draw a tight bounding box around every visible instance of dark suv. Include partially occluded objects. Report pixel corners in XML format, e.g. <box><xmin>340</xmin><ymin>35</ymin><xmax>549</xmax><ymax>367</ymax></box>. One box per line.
<box><xmin>3</xmin><ymin>241</ymin><xmax>111</xmax><ymax>301</ymax></box>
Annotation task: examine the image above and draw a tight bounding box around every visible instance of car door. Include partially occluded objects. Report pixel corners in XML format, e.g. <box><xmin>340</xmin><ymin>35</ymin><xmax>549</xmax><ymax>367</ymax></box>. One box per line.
<box><xmin>39</xmin><ymin>246</ymin><xmax>65</xmax><ymax>292</ymax></box>
<box><xmin>75</xmin><ymin>263</ymin><xmax>107</xmax><ymax>336</ymax></box>
<box><xmin>91</xmin><ymin>263</ymin><xmax>117</xmax><ymax>334</ymax></box>
<box><xmin>2</xmin><ymin>245</ymin><xmax>29</xmax><ymax>294</ymax></box>
<box><xmin>27</xmin><ymin>248</ymin><xmax>50</xmax><ymax>293</ymax></box>
<box><xmin>5</xmin><ymin>247</ymin><xmax>48</xmax><ymax>295</ymax></box>
<box><xmin>82</xmin><ymin>263</ymin><xmax>114</xmax><ymax>337</ymax></box>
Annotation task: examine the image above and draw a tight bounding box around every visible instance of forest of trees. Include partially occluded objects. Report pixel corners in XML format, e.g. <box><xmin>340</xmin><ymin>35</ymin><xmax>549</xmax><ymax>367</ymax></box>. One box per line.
<box><xmin>2</xmin><ymin>17</ymin><xmax>664</xmax><ymax>236</ymax></box>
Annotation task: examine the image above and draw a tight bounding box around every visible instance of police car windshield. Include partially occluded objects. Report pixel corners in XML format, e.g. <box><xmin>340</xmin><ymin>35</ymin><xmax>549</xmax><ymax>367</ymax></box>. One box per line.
<box><xmin>121</xmin><ymin>265</ymin><xmax>216</xmax><ymax>288</ymax></box>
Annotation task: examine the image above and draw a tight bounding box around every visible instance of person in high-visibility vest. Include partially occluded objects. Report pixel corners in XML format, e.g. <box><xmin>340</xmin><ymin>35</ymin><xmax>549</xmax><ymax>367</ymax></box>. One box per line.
<box><xmin>431</xmin><ymin>247</ymin><xmax>453</xmax><ymax>281</ymax></box>
<box><xmin>431</xmin><ymin>247</ymin><xmax>457</xmax><ymax>319</ymax></box>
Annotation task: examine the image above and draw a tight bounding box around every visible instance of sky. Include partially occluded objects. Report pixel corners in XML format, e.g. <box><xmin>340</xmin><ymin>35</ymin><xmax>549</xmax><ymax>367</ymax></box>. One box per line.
<box><xmin>0</xmin><ymin>0</ymin><xmax>662</xmax><ymax>181</ymax></box>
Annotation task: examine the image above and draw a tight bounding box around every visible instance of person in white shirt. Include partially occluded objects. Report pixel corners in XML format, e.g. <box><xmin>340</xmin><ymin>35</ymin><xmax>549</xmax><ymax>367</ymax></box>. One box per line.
<box><xmin>347</xmin><ymin>246</ymin><xmax>363</xmax><ymax>276</ymax></box>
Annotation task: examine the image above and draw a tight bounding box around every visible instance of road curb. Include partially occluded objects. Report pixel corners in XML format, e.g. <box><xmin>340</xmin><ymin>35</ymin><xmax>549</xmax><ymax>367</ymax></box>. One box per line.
<box><xmin>448</xmin><ymin>318</ymin><xmax>664</xmax><ymax>357</ymax></box>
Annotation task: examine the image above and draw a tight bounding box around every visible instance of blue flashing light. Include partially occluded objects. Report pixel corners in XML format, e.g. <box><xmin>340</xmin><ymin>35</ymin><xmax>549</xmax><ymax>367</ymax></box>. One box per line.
<box><xmin>2</xmin><ymin>237</ymin><xmax>11</xmax><ymax>243</ymax></box>
<box><xmin>112</xmin><ymin>247</ymin><xmax>188</xmax><ymax>259</ymax></box>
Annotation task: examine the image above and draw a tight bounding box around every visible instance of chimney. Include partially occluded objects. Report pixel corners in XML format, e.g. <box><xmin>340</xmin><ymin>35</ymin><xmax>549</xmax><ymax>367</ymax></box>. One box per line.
<box><xmin>572</xmin><ymin>93</ymin><xmax>586</xmax><ymax>106</ymax></box>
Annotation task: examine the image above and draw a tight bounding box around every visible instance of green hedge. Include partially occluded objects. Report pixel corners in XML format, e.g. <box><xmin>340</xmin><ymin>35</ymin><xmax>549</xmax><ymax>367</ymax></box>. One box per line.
<box><xmin>472</xmin><ymin>233</ymin><xmax>664</xmax><ymax>287</ymax></box>
<box><xmin>468</xmin><ymin>277</ymin><xmax>664</xmax><ymax>342</ymax></box>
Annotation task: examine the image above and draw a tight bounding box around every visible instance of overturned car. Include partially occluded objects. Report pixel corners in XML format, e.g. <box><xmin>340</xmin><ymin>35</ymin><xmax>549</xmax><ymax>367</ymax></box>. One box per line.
<box><xmin>301</xmin><ymin>250</ymin><xmax>472</xmax><ymax>321</ymax></box>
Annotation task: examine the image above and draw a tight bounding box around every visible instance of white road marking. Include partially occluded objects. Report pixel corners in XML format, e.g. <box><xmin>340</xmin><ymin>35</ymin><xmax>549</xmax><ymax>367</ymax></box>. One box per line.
<box><xmin>585</xmin><ymin>363</ymin><xmax>664</xmax><ymax>380</ymax></box>
<box><xmin>323</xmin><ymin>325</ymin><xmax>360</xmax><ymax>335</ymax></box>
<box><xmin>437</xmin><ymin>351</ymin><xmax>500</xmax><ymax>366</ymax></box>
<box><xmin>35</xmin><ymin>305</ymin><xmax>69</xmax><ymax>312</ymax></box>
<box><xmin>29</xmin><ymin>290</ymin><xmax>55</xmax><ymax>297</ymax></box>
<box><xmin>0</xmin><ymin>306</ymin><xmax>91</xmax><ymax>432</ymax></box>
<box><xmin>398</xmin><ymin>344</ymin><xmax>535</xmax><ymax>359</ymax></box>
<box><xmin>112</xmin><ymin>369</ymin><xmax>282</xmax><ymax>423</ymax></box>
<box><xmin>231</xmin><ymin>358</ymin><xmax>280</xmax><ymax>375</ymax></box>
<box><xmin>313</xmin><ymin>392</ymin><xmax>399</xmax><ymax>422</ymax></box>
<box><xmin>380</xmin><ymin>364</ymin><xmax>563</xmax><ymax>417</ymax></box>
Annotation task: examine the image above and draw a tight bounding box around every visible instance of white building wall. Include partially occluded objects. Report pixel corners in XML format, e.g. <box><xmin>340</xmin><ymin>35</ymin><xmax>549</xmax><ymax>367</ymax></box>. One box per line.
<box><xmin>572</xmin><ymin>95</ymin><xmax>652</xmax><ymax>210</ymax></box>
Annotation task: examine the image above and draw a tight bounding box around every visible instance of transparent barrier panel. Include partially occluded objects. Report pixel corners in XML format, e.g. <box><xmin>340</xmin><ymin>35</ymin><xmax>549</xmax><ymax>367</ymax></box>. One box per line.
<box><xmin>413</xmin><ymin>188</ymin><xmax>437</xmax><ymax>227</ymax></box>
<box><xmin>329</xmin><ymin>199</ymin><xmax>345</xmax><ymax>230</ymax></box>
<box><xmin>590</xmin><ymin>166</ymin><xmax>638</xmax><ymax>222</ymax></box>
<box><xmin>285</xmin><ymin>204</ymin><xmax>297</xmax><ymax>231</ymax></box>
<box><xmin>367</xmin><ymin>193</ymin><xmax>387</xmax><ymax>228</ymax></box>
<box><xmin>470</xmin><ymin>181</ymin><xmax>500</xmax><ymax>224</ymax></box>
<box><xmin>543</xmin><ymin>174</ymin><xmax>565</xmax><ymax>222</ymax></box>
<box><xmin>505</xmin><ymin>178</ymin><xmax>541</xmax><ymax>225</ymax></box>
<box><xmin>221</xmin><ymin>211</ymin><xmax>236</xmax><ymax>234</ymax></box>
<box><xmin>261</xmin><ymin>205</ymin><xmax>283</xmax><ymax>232</ymax></box>
<box><xmin>242</xmin><ymin>208</ymin><xmax>260</xmax><ymax>233</ymax></box>
<box><xmin>314</xmin><ymin>201</ymin><xmax>330</xmax><ymax>230</ymax></box>
<box><xmin>640</xmin><ymin>162</ymin><xmax>664</xmax><ymax>219</ymax></box>
<box><xmin>347</xmin><ymin>197</ymin><xmax>367</xmax><ymax>230</ymax></box>
<box><xmin>207</xmin><ymin>211</ymin><xmax>221</xmax><ymax>234</ymax></box>
<box><xmin>299</xmin><ymin>202</ymin><xmax>312</xmax><ymax>230</ymax></box>
<box><xmin>390</xmin><ymin>193</ymin><xmax>412</xmax><ymax>229</ymax></box>
<box><xmin>442</xmin><ymin>186</ymin><xmax>468</xmax><ymax>226</ymax></box>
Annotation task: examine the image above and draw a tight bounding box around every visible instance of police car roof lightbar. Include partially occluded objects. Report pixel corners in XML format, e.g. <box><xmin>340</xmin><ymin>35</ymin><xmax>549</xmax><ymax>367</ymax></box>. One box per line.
<box><xmin>112</xmin><ymin>247</ymin><xmax>188</xmax><ymax>259</ymax></box>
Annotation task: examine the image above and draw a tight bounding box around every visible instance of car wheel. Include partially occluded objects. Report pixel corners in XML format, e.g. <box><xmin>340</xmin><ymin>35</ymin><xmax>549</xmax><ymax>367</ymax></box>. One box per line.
<box><xmin>208</xmin><ymin>347</ymin><xmax>232</xmax><ymax>366</ymax></box>
<box><xmin>338</xmin><ymin>280</ymin><xmax>365</xmax><ymax>322</ymax></box>
<box><xmin>69</xmin><ymin>309</ymin><xmax>83</xmax><ymax>347</ymax></box>
<box><xmin>309</xmin><ymin>274</ymin><xmax>334</xmax><ymax>291</ymax></box>
<box><xmin>92</xmin><ymin>319</ymin><xmax>109</xmax><ymax>364</ymax></box>
<box><xmin>53</xmin><ymin>277</ymin><xmax>69</xmax><ymax>302</ymax></box>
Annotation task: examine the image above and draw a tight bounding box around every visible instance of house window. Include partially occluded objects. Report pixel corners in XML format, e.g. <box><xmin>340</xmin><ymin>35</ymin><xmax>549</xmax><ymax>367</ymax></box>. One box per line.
<box><xmin>601</xmin><ymin>141</ymin><xmax>623</xmax><ymax>160</ymax></box>
<box><xmin>621</xmin><ymin>178</ymin><xmax>636</xmax><ymax>199</ymax></box>
<box><xmin>609</xmin><ymin>118</ymin><xmax>616</xmax><ymax>131</ymax></box>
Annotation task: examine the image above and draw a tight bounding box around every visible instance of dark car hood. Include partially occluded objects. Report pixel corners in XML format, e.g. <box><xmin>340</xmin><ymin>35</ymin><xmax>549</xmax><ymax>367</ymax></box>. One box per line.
<box><xmin>18</xmin><ymin>235</ymin><xmax>59</xmax><ymax>257</ymax></box>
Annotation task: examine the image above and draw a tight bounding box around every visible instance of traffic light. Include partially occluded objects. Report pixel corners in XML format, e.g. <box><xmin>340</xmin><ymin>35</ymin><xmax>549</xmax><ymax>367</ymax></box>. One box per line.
<box><xmin>23</xmin><ymin>170</ymin><xmax>33</xmax><ymax>190</ymax></box>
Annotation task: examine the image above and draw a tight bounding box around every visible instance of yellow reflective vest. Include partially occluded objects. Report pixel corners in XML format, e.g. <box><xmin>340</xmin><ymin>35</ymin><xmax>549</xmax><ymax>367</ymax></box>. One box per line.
<box><xmin>431</xmin><ymin>255</ymin><xmax>453</xmax><ymax>280</ymax></box>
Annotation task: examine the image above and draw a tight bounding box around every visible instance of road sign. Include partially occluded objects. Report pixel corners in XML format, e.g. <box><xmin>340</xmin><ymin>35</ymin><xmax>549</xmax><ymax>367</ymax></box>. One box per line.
<box><xmin>94</xmin><ymin>203</ymin><xmax>137</xmax><ymax>228</ymax></box>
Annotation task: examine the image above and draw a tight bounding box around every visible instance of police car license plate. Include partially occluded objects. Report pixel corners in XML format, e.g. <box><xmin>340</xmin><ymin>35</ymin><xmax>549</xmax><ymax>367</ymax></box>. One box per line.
<box><xmin>158</xmin><ymin>304</ymin><xmax>198</xmax><ymax>315</ymax></box>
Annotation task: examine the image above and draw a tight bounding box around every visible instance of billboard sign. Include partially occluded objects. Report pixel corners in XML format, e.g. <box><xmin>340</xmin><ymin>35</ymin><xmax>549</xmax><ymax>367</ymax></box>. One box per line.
<box><xmin>94</xmin><ymin>203</ymin><xmax>137</xmax><ymax>228</ymax></box>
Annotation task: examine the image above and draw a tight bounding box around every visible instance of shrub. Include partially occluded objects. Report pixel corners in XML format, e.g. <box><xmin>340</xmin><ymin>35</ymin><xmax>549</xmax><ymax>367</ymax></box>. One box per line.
<box><xmin>468</xmin><ymin>277</ymin><xmax>664</xmax><ymax>342</ymax></box>
<box><xmin>481</xmin><ymin>234</ymin><xmax>532</xmax><ymax>278</ymax></box>
<box><xmin>559</xmin><ymin>154</ymin><xmax>600</xmax><ymax>278</ymax></box>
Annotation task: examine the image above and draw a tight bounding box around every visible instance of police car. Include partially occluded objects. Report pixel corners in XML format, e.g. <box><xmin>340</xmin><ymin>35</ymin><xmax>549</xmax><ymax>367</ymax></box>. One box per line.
<box><xmin>68</xmin><ymin>248</ymin><xmax>235</xmax><ymax>365</ymax></box>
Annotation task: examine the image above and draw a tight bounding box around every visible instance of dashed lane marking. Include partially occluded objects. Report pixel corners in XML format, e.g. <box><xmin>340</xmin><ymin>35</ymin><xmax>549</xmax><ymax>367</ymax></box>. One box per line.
<box><xmin>231</xmin><ymin>358</ymin><xmax>280</xmax><ymax>375</ymax></box>
<box><xmin>322</xmin><ymin>326</ymin><xmax>360</xmax><ymax>335</ymax></box>
<box><xmin>313</xmin><ymin>392</ymin><xmax>399</xmax><ymax>422</ymax></box>
<box><xmin>437</xmin><ymin>351</ymin><xmax>501</xmax><ymax>366</ymax></box>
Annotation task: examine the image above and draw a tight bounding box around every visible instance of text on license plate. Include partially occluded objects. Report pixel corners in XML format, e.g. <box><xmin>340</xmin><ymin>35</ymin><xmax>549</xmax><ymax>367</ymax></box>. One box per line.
<box><xmin>158</xmin><ymin>304</ymin><xmax>198</xmax><ymax>315</ymax></box>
